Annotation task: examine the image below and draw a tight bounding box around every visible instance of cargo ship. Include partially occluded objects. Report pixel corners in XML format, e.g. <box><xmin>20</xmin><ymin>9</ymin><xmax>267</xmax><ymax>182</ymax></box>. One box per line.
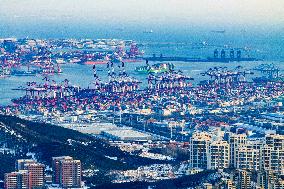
<box><xmin>80</xmin><ymin>58</ymin><xmax>143</xmax><ymax>65</ymax></box>
<box><xmin>82</xmin><ymin>60</ymin><xmax>107</xmax><ymax>65</ymax></box>
<box><xmin>11</xmin><ymin>69</ymin><xmax>39</xmax><ymax>76</ymax></box>
<box><xmin>144</xmin><ymin>49</ymin><xmax>261</xmax><ymax>63</ymax></box>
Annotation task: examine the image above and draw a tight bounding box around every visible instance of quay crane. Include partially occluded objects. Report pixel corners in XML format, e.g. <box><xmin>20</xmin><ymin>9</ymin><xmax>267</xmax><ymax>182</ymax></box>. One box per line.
<box><xmin>127</xmin><ymin>42</ymin><xmax>143</xmax><ymax>58</ymax></box>
<box><xmin>95</xmin><ymin>58</ymin><xmax>141</xmax><ymax>93</ymax></box>
<box><xmin>0</xmin><ymin>56</ymin><xmax>12</xmax><ymax>78</ymax></box>
<box><xmin>13</xmin><ymin>77</ymin><xmax>79</xmax><ymax>101</ymax></box>
<box><xmin>253</xmin><ymin>64</ymin><xmax>280</xmax><ymax>79</ymax></box>
<box><xmin>31</xmin><ymin>46</ymin><xmax>63</xmax><ymax>75</ymax></box>
<box><xmin>199</xmin><ymin>66</ymin><xmax>254</xmax><ymax>97</ymax></box>
<box><xmin>147</xmin><ymin>66</ymin><xmax>193</xmax><ymax>91</ymax></box>
<box><xmin>88</xmin><ymin>64</ymin><xmax>101</xmax><ymax>90</ymax></box>
<box><xmin>104</xmin><ymin>60</ymin><xmax>140</xmax><ymax>93</ymax></box>
<box><xmin>200</xmin><ymin>66</ymin><xmax>253</xmax><ymax>84</ymax></box>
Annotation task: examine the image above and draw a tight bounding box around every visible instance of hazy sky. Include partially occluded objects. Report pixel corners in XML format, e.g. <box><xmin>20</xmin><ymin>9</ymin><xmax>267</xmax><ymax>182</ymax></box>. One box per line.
<box><xmin>0</xmin><ymin>0</ymin><xmax>283</xmax><ymax>33</ymax></box>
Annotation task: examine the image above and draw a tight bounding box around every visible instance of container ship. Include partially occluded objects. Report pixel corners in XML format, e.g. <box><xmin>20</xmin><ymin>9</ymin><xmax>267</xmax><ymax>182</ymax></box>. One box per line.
<box><xmin>144</xmin><ymin>49</ymin><xmax>261</xmax><ymax>63</ymax></box>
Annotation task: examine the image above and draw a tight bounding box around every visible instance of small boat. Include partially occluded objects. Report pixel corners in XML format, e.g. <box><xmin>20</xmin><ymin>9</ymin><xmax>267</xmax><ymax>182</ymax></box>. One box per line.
<box><xmin>135</xmin><ymin>63</ymin><xmax>174</xmax><ymax>74</ymax></box>
<box><xmin>211</xmin><ymin>30</ymin><xmax>226</xmax><ymax>34</ymax></box>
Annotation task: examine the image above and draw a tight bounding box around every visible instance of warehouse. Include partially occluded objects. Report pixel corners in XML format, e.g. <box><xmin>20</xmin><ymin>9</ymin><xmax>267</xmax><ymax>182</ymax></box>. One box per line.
<box><xmin>103</xmin><ymin>129</ymin><xmax>152</xmax><ymax>141</ymax></box>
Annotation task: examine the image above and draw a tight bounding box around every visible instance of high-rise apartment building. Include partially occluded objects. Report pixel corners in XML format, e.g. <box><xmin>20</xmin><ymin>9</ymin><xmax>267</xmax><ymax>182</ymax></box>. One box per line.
<box><xmin>236</xmin><ymin>146</ymin><xmax>260</xmax><ymax>171</ymax></box>
<box><xmin>52</xmin><ymin>156</ymin><xmax>73</xmax><ymax>184</ymax></box>
<box><xmin>208</xmin><ymin>140</ymin><xmax>230</xmax><ymax>169</ymax></box>
<box><xmin>234</xmin><ymin>169</ymin><xmax>252</xmax><ymax>189</ymax></box>
<box><xmin>7</xmin><ymin>159</ymin><xmax>45</xmax><ymax>189</ymax></box>
<box><xmin>52</xmin><ymin>156</ymin><xmax>82</xmax><ymax>188</ymax></box>
<box><xmin>189</xmin><ymin>132</ymin><xmax>211</xmax><ymax>169</ymax></box>
<box><xmin>228</xmin><ymin>133</ymin><xmax>247</xmax><ymax>167</ymax></box>
<box><xmin>4</xmin><ymin>170</ymin><xmax>31</xmax><ymax>189</ymax></box>
<box><xmin>24</xmin><ymin>163</ymin><xmax>45</xmax><ymax>189</ymax></box>
<box><xmin>16</xmin><ymin>160</ymin><xmax>37</xmax><ymax>171</ymax></box>
<box><xmin>223</xmin><ymin>178</ymin><xmax>236</xmax><ymax>189</ymax></box>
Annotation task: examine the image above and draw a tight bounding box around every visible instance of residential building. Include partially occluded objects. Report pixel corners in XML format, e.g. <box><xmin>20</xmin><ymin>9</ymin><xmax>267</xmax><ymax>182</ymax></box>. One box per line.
<box><xmin>52</xmin><ymin>156</ymin><xmax>82</xmax><ymax>188</ymax></box>
<box><xmin>208</xmin><ymin>140</ymin><xmax>230</xmax><ymax>169</ymax></box>
<box><xmin>189</xmin><ymin>132</ymin><xmax>211</xmax><ymax>169</ymax></box>
<box><xmin>228</xmin><ymin>133</ymin><xmax>247</xmax><ymax>168</ymax></box>
<box><xmin>4</xmin><ymin>170</ymin><xmax>30</xmax><ymax>189</ymax></box>
<box><xmin>16</xmin><ymin>160</ymin><xmax>37</xmax><ymax>171</ymax></box>
<box><xmin>52</xmin><ymin>156</ymin><xmax>73</xmax><ymax>184</ymax></box>
<box><xmin>24</xmin><ymin>163</ymin><xmax>45</xmax><ymax>189</ymax></box>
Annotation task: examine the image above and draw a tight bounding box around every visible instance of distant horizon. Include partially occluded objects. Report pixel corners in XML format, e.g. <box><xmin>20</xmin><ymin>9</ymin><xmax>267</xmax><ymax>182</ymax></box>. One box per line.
<box><xmin>0</xmin><ymin>0</ymin><xmax>283</xmax><ymax>39</ymax></box>
<box><xmin>0</xmin><ymin>0</ymin><xmax>283</xmax><ymax>61</ymax></box>
<box><xmin>0</xmin><ymin>22</ymin><xmax>282</xmax><ymax>41</ymax></box>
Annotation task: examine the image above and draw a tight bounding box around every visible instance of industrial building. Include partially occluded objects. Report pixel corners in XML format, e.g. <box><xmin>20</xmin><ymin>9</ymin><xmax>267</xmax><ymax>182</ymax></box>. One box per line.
<box><xmin>102</xmin><ymin>128</ymin><xmax>152</xmax><ymax>141</ymax></box>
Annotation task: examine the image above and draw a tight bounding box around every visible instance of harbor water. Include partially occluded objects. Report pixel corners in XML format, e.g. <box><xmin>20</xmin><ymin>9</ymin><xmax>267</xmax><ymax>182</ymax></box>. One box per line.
<box><xmin>0</xmin><ymin>59</ymin><xmax>281</xmax><ymax>106</ymax></box>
